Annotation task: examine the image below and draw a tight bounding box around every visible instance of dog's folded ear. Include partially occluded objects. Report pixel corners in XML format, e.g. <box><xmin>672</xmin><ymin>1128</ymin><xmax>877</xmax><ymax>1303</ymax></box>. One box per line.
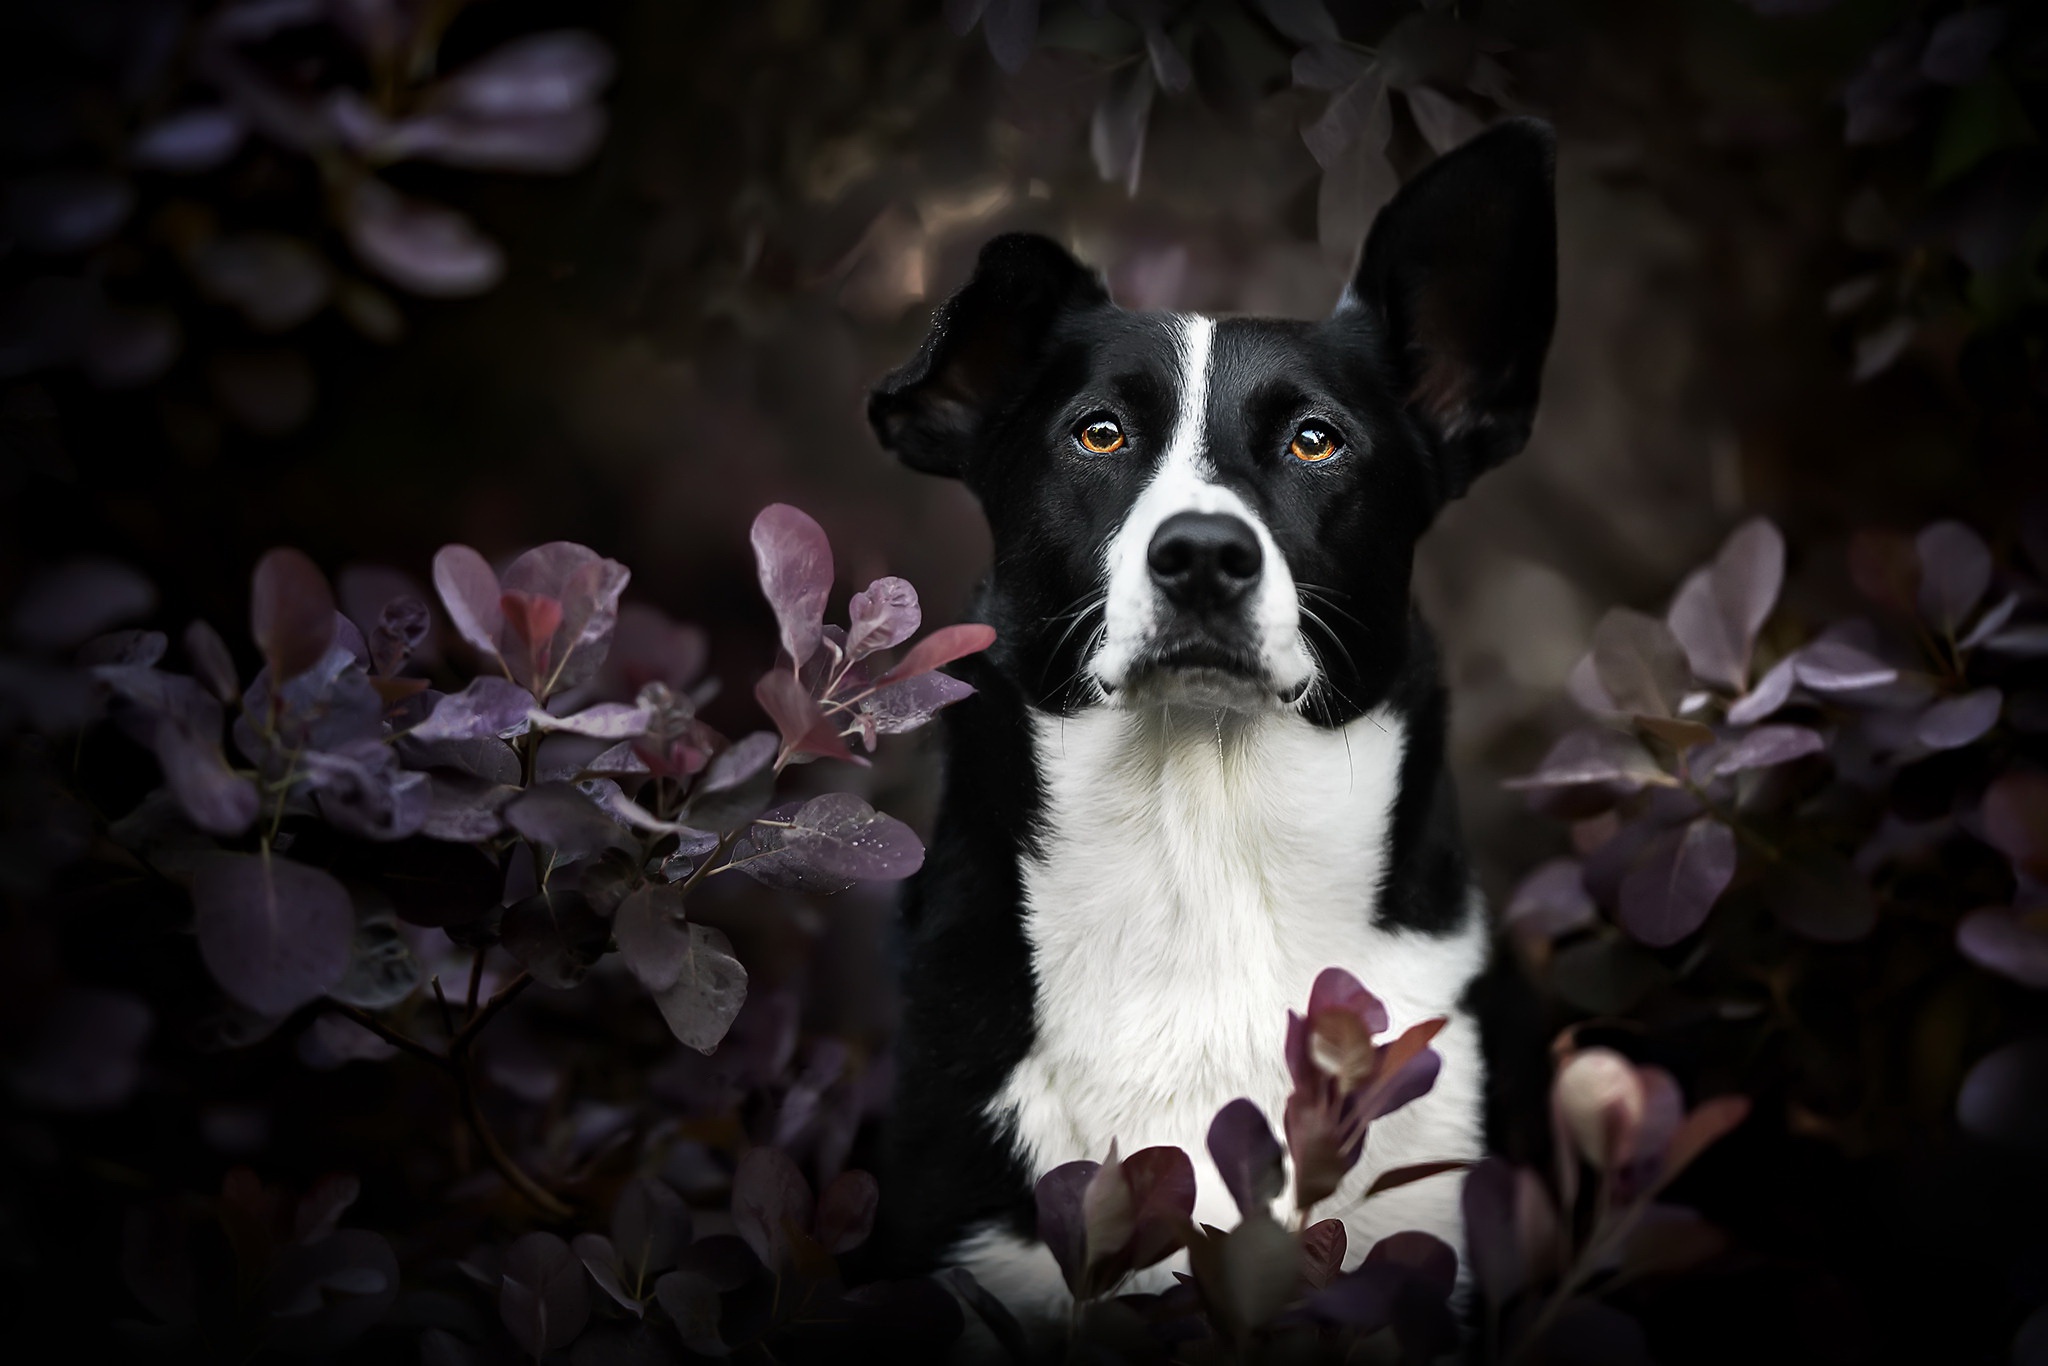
<box><xmin>1347</xmin><ymin>117</ymin><xmax>1557</xmax><ymax>502</ymax></box>
<box><xmin>869</xmin><ymin>232</ymin><xmax>1109</xmax><ymax>478</ymax></box>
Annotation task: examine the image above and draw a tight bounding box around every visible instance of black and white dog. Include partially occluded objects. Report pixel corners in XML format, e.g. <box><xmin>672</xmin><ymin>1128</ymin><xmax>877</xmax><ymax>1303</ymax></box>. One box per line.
<box><xmin>866</xmin><ymin>119</ymin><xmax>1557</xmax><ymax>1316</ymax></box>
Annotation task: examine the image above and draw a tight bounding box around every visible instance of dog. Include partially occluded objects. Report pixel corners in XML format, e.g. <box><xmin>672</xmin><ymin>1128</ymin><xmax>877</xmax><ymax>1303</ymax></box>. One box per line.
<box><xmin>865</xmin><ymin>118</ymin><xmax>1558</xmax><ymax>1320</ymax></box>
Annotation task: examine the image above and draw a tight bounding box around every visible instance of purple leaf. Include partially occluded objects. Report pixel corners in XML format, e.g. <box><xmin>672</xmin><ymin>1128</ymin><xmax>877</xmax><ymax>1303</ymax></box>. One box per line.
<box><xmin>1793</xmin><ymin>639</ymin><xmax>1896</xmax><ymax>692</ymax></box>
<box><xmin>132</xmin><ymin>105</ymin><xmax>249</xmax><ymax>172</ymax></box>
<box><xmin>1405</xmin><ymin>86</ymin><xmax>1486</xmax><ymax>155</ymax></box>
<box><xmin>650</xmin><ymin>925</ymin><xmax>748</xmax><ymax>1051</ymax></box>
<box><xmin>1958</xmin><ymin>1038</ymin><xmax>2048</xmax><ymax>1147</ymax></box>
<box><xmin>500</xmin><ymin>1232</ymin><xmax>592</xmax><ymax>1359</ymax></box>
<box><xmin>5</xmin><ymin>171</ymin><xmax>133</xmax><ymax>253</ymax></box>
<box><xmin>420</xmin><ymin>773</ymin><xmax>516</xmax><ymax>842</ymax></box>
<box><xmin>192</xmin><ymin>852</ymin><xmax>354</xmax><ymax>1016</ymax></box>
<box><xmin>1033</xmin><ymin>1160</ymin><xmax>1098</xmax><ymax>1295</ymax></box>
<box><xmin>262</xmin><ymin>1227</ymin><xmax>399</xmax><ymax>1353</ymax></box>
<box><xmin>1591</xmin><ymin>608</ymin><xmax>1690</xmax><ymax>719</ymax></box>
<box><xmin>441</xmin><ymin>31</ymin><xmax>615</xmax><ymax>116</ymax></box>
<box><xmin>505</xmin><ymin>782</ymin><xmax>629</xmax><ymax>859</ymax></box>
<box><xmin>877</xmin><ymin>623</ymin><xmax>998</xmax><ymax>687</ymax></box>
<box><xmin>816</xmin><ymin>1170</ymin><xmax>880</xmax><ymax>1254</ymax></box>
<box><xmin>1696</xmin><ymin>724</ymin><xmax>1825</xmax><ymax>781</ymax></box>
<box><xmin>431</xmin><ymin>545</ymin><xmax>505</xmax><ymax>662</ymax></box>
<box><xmin>1960</xmin><ymin>591</ymin><xmax>2020</xmax><ymax>650</ymax></box>
<box><xmin>755</xmin><ymin>669</ymin><xmax>861</xmax><ymax>765</ymax></box>
<box><xmin>1305</xmin><ymin>68</ymin><xmax>1389</xmax><ymax>170</ymax></box>
<box><xmin>303</xmin><ymin>740</ymin><xmax>428</xmax><ymax>841</ymax></box>
<box><xmin>981</xmin><ymin>0</ymin><xmax>1040</xmax><ymax>73</ymax></box>
<box><xmin>251</xmin><ymin>549</ymin><xmax>336</xmax><ymax>685</ymax></box>
<box><xmin>1293</xmin><ymin>42</ymin><xmax>1369</xmax><ymax>91</ymax></box>
<box><xmin>1983</xmin><ymin>773</ymin><xmax>2048</xmax><ymax>877</ymax></box>
<box><xmin>345</xmin><ymin>181</ymin><xmax>504</xmax><ymax>298</ymax></box>
<box><xmin>11</xmin><ymin>558</ymin><xmax>157</xmax><ymax>653</ymax></box>
<box><xmin>1618</xmin><ymin>817</ymin><xmax>1738</xmax><ymax>947</ymax></box>
<box><xmin>1726</xmin><ymin>653</ymin><xmax>1798</xmax><ymax>725</ymax></box>
<box><xmin>1258</xmin><ymin>0</ymin><xmax>1342</xmax><ymax>47</ymax></box>
<box><xmin>1502</xmin><ymin>727</ymin><xmax>1662</xmax><ymax>791</ymax></box>
<box><xmin>184</xmin><ymin>620</ymin><xmax>239</xmax><ymax>701</ymax></box>
<box><xmin>412</xmin><ymin>676</ymin><xmax>534</xmax><ymax>743</ymax></box>
<box><xmin>1665</xmin><ymin>518</ymin><xmax>1784</xmax><ymax>690</ymax></box>
<box><xmin>1460</xmin><ymin>1158</ymin><xmax>1525</xmax><ymax>1307</ymax></box>
<box><xmin>1144</xmin><ymin>23</ymin><xmax>1192</xmax><ymax>93</ymax></box>
<box><xmin>686</xmin><ymin>731</ymin><xmax>778</xmax><ymax>830</ymax></box>
<box><xmin>155</xmin><ymin>712</ymin><xmax>262</xmax><ymax>836</ymax></box>
<box><xmin>331</xmin><ymin>92</ymin><xmax>607</xmax><ymax>174</ymax></box>
<box><xmin>611</xmin><ymin>1176</ymin><xmax>692</xmax><ymax>1282</ymax></box>
<box><xmin>533</xmin><ymin>701</ymin><xmax>651</xmax><ymax>740</ymax></box>
<box><xmin>859</xmin><ymin>670</ymin><xmax>975</xmax><ymax>737</ymax></box>
<box><xmin>615</xmin><ymin>885</ymin><xmax>690</xmax><ymax>991</ymax></box>
<box><xmin>730</xmin><ymin>816</ymin><xmax>857</xmax><ymax>895</ymax></box>
<box><xmin>599</xmin><ymin>604</ymin><xmax>707</xmax><ymax>698</ymax></box>
<box><xmin>844</xmin><ymin>577</ymin><xmax>921</xmax><ymax>663</ymax></box>
<box><xmin>750</xmin><ymin>505</ymin><xmax>834</xmax><ymax>668</ymax></box>
<box><xmin>1915</xmin><ymin>688</ymin><xmax>2002</xmax><ymax>750</ymax></box>
<box><xmin>1985</xmin><ymin>625</ymin><xmax>2048</xmax><ymax>658</ymax></box>
<box><xmin>783</xmin><ymin>792</ymin><xmax>924</xmax><ymax>881</ymax></box>
<box><xmin>190</xmin><ymin>232</ymin><xmax>330</xmax><ymax>332</ymax></box>
<box><xmin>1207</xmin><ymin>1098</ymin><xmax>1286</xmax><ymax>1219</ymax></box>
<box><xmin>1959</xmin><ymin>908</ymin><xmax>2048</xmax><ymax>989</ymax></box>
<box><xmin>731</xmin><ymin>1147</ymin><xmax>813</xmax><ymax>1270</ymax></box>
<box><xmin>500</xmin><ymin>888</ymin><xmax>607</xmax><ymax>989</ymax></box>
<box><xmin>7</xmin><ymin>986</ymin><xmax>152</xmax><ymax>1112</ymax></box>
<box><xmin>1917</xmin><ymin>521</ymin><xmax>1992</xmax><ymax>632</ymax></box>
<box><xmin>1504</xmin><ymin>857</ymin><xmax>1596</xmax><ymax>939</ymax></box>
<box><xmin>1921</xmin><ymin>9</ymin><xmax>2005</xmax><ymax>84</ymax></box>
<box><xmin>571</xmin><ymin>1234</ymin><xmax>640</xmax><ymax>1317</ymax></box>
<box><xmin>369</xmin><ymin>594</ymin><xmax>429</xmax><ymax>676</ymax></box>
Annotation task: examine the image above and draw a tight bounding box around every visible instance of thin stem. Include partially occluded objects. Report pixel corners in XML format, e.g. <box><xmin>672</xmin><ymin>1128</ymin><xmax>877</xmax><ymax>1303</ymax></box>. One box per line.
<box><xmin>452</xmin><ymin>970</ymin><xmax>532</xmax><ymax>1057</ymax></box>
<box><xmin>431</xmin><ymin>974</ymin><xmax>456</xmax><ymax>1038</ymax></box>
<box><xmin>332</xmin><ymin>1004</ymin><xmax>453</xmax><ymax>1074</ymax></box>
<box><xmin>465</xmin><ymin>949</ymin><xmax>486</xmax><ymax>1018</ymax></box>
<box><xmin>457</xmin><ymin>1065</ymin><xmax>572</xmax><ymax>1221</ymax></box>
<box><xmin>679</xmin><ymin>828</ymin><xmax>744</xmax><ymax>895</ymax></box>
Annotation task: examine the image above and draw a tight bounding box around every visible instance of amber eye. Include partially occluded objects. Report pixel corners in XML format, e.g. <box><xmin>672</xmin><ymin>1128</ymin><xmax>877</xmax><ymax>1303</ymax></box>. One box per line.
<box><xmin>1076</xmin><ymin>418</ymin><xmax>1126</xmax><ymax>455</ymax></box>
<box><xmin>1290</xmin><ymin>425</ymin><xmax>1341</xmax><ymax>463</ymax></box>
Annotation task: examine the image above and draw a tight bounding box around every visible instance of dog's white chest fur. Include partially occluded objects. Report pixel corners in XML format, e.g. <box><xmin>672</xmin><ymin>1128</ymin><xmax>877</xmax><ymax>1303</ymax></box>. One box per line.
<box><xmin>954</xmin><ymin>704</ymin><xmax>1490</xmax><ymax>1316</ymax></box>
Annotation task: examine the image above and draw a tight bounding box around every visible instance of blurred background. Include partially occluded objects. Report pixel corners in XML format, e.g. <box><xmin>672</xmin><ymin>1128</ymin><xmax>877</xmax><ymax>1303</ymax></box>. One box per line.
<box><xmin>4</xmin><ymin>0</ymin><xmax>2046</xmax><ymax>1361</ymax></box>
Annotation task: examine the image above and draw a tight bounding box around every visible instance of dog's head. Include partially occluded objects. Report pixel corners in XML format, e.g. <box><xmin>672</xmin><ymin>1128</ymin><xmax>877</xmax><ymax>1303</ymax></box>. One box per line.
<box><xmin>869</xmin><ymin>120</ymin><xmax>1556</xmax><ymax>723</ymax></box>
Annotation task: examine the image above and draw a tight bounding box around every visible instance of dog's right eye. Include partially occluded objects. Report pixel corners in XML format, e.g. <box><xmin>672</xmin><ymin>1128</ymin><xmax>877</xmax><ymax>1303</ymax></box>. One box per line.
<box><xmin>1075</xmin><ymin>417</ymin><xmax>1127</xmax><ymax>455</ymax></box>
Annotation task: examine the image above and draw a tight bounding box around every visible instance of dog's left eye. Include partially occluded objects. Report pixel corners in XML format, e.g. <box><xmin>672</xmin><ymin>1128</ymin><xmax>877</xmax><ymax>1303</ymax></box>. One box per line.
<box><xmin>1290</xmin><ymin>425</ymin><xmax>1343</xmax><ymax>463</ymax></box>
<box><xmin>1075</xmin><ymin>417</ymin><xmax>1127</xmax><ymax>455</ymax></box>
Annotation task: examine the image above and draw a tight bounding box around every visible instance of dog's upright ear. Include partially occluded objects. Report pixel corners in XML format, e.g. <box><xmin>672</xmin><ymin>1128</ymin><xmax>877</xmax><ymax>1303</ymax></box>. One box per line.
<box><xmin>868</xmin><ymin>232</ymin><xmax>1109</xmax><ymax>478</ymax></box>
<box><xmin>1347</xmin><ymin>117</ymin><xmax>1557</xmax><ymax>502</ymax></box>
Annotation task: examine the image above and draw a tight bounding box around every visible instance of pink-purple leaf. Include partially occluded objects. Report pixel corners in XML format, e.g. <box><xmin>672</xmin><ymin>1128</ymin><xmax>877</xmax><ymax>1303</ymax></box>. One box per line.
<box><xmin>1618</xmin><ymin>817</ymin><xmax>1738</xmax><ymax>947</ymax></box>
<box><xmin>183</xmin><ymin>620</ymin><xmax>239</xmax><ymax>701</ymax></box>
<box><xmin>1502</xmin><ymin>727</ymin><xmax>1663</xmax><ymax>791</ymax></box>
<box><xmin>1958</xmin><ymin>908</ymin><xmax>2048</xmax><ymax>989</ymax></box>
<box><xmin>1915</xmin><ymin>688</ymin><xmax>2001</xmax><ymax>750</ymax></box>
<box><xmin>500</xmin><ymin>543</ymin><xmax>630</xmax><ymax>695</ymax></box>
<box><xmin>505</xmin><ymin>782</ymin><xmax>629</xmax><ymax>859</ymax></box>
<box><xmin>877</xmin><ymin>623</ymin><xmax>998</xmax><ymax>687</ymax></box>
<box><xmin>859</xmin><ymin>670</ymin><xmax>975</xmax><ymax>736</ymax></box>
<box><xmin>500</xmin><ymin>1232</ymin><xmax>591</xmax><ymax>1359</ymax></box>
<box><xmin>611</xmin><ymin>1176</ymin><xmax>692</xmax><ymax>1283</ymax></box>
<box><xmin>192</xmin><ymin>852</ymin><xmax>354</xmax><ymax>1016</ymax></box>
<box><xmin>1591</xmin><ymin>609</ymin><xmax>1690</xmax><ymax>718</ymax></box>
<box><xmin>1505</xmin><ymin>857</ymin><xmax>1596</xmax><ymax>939</ymax></box>
<box><xmin>650</xmin><ymin>925</ymin><xmax>747</xmax><ymax>1052</ymax></box>
<box><xmin>531</xmin><ymin>701</ymin><xmax>651</xmax><ymax>740</ymax></box>
<box><xmin>1033</xmin><ymin>1160</ymin><xmax>1099</xmax><ymax>1296</ymax></box>
<box><xmin>750</xmin><ymin>505</ymin><xmax>834</xmax><ymax>669</ymax></box>
<box><xmin>783</xmin><ymin>793</ymin><xmax>924</xmax><ymax>881</ymax></box>
<box><xmin>844</xmin><ymin>577</ymin><xmax>921</xmax><ymax>663</ymax></box>
<box><xmin>731</xmin><ymin>1147</ymin><xmax>813</xmax><ymax>1271</ymax></box>
<box><xmin>251</xmin><ymin>548</ymin><xmax>336</xmax><ymax>685</ymax></box>
<box><xmin>411</xmin><ymin>676</ymin><xmax>533</xmax><ymax>743</ymax></box>
<box><xmin>431</xmin><ymin>545</ymin><xmax>506</xmax><ymax>661</ymax></box>
<box><xmin>754</xmin><ymin>669</ymin><xmax>860</xmax><ymax>765</ymax></box>
<box><xmin>1916</xmin><ymin>520</ymin><xmax>1992</xmax><ymax>632</ymax></box>
<box><xmin>1207</xmin><ymin>1098</ymin><xmax>1286</xmax><ymax>1219</ymax></box>
<box><xmin>816</xmin><ymin>1171</ymin><xmax>880</xmax><ymax>1255</ymax></box>
<box><xmin>441</xmin><ymin>30</ymin><xmax>615</xmax><ymax>117</ymax></box>
<box><xmin>1793</xmin><ymin>640</ymin><xmax>1896</xmax><ymax>692</ymax></box>
<box><xmin>685</xmin><ymin>731</ymin><xmax>778</xmax><ymax>830</ymax></box>
<box><xmin>1726</xmin><ymin>653</ymin><xmax>1798</xmax><ymax>725</ymax></box>
<box><xmin>1665</xmin><ymin>518</ymin><xmax>1784</xmax><ymax>691</ymax></box>
<box><xmin>345</xmin><ymin>181</ymin><xmax>504</xmax><ymax>298</ymax></box>
<box><xmin>155</xmin><ymin>715</ymin><xmax>261</xmax><ymax>836</ymax></box>
<box><xmin>615</xmin><ymin>885</ymin><xmax>690</xmax><ymax>992</ymax></box>
<box><xmin>132</xmin><ymin>106</ymin><xmax>249</xmax><ymax>172</ymax></box>
<box><xmin>1696</xmin><ymin>724</ymin><xmax>1824</xmax><ymax>781</ymax></box>
<box><xmin>1961</xmin><ymin>592</ymin><xmax>2020</xmax><ymax>650</ymax></box>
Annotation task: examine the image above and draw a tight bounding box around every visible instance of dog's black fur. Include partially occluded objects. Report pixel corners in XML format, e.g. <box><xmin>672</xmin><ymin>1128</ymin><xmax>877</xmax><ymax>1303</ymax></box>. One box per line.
<box><xmin>865</xmin><ymin>119</ymin><xmax>1559</xmax><ymax>1275</ymax></box>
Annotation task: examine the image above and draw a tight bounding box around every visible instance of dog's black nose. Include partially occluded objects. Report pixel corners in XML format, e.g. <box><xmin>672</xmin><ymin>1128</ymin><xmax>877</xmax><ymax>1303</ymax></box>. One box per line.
<box><xmin>1147</xmin><ymin>512</ymin><xmax>1263</xmax><ymax>609</ymax></box>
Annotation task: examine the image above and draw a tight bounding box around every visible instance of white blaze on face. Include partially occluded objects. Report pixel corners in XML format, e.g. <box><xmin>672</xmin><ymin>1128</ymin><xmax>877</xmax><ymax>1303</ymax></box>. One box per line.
<box><xmin>1089</xmin><ymin>314</ymin><xmax>1315</xmax><ymax>704</ymax></box>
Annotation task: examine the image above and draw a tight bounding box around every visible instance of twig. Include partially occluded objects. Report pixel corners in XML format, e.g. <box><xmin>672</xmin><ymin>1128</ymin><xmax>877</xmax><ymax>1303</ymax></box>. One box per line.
<box><xmin>452</xmin><ymin>970</ymin><xmax>533</xmax><ymax>1057</ymax></box>
<box><xmin>331</xmin><ymin>1003</ymin><xmax>453</xmax><ymax>1074</ymax></box>
<box><xmin>430</xmin><ymin>975</ymin><xmax>456</xmax><ymax>1038</ymax></box>
<box><xmin>457</xmin><ymin>1063</ymin><xmax>573</xmax><ymax>1220</ymax></box>
<box><xmin>465</xmin><ymin>949</ymin><xmax>486</xmax><ymax>1018</ymax></box>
